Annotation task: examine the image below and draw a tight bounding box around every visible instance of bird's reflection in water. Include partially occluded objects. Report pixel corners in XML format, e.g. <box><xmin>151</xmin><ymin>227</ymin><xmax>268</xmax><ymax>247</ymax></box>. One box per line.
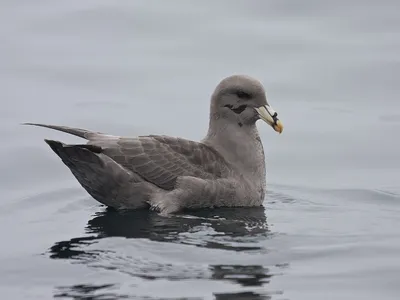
<box><xmin>50</xmin><ymin>206</ymin><xmax>277</xmax><ymax>300</ymax></box>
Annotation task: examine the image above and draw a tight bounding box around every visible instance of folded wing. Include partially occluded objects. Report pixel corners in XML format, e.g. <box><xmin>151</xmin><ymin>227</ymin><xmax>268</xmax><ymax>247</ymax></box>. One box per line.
<box><xmin>91</xmin><ymin>135</ymin><xmax>229</xmax><ymax>190</ymax></box>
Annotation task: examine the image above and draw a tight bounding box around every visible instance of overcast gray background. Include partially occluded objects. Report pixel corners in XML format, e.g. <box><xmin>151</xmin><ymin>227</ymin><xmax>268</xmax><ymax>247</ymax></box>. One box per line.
<box><xmin>0</xmin><ymin>1</ymin><xmax>399</xmax><ymax>299</ymax></box>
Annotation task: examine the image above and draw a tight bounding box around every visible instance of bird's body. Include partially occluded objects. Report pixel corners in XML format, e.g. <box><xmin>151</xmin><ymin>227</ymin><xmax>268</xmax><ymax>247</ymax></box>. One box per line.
<box><xmin>25</xmin><ymin>75</ymin><xmax>283</xmax><ymax>214</ymax></box>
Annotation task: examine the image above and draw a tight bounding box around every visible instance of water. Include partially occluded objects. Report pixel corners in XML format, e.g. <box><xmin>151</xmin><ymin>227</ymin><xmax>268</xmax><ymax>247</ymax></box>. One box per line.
<box><xmin>1</xmin><ymin>1</ymin><xmax>400</xmax><ymax>299</ymax></box>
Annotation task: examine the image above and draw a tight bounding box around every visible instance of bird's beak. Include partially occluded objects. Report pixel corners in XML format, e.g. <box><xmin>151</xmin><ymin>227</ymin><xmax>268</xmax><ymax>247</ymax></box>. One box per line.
<box><xmin>255</xmin><ymin>105</ymin><xmax>284</xmax><ymax>134</ymax></box>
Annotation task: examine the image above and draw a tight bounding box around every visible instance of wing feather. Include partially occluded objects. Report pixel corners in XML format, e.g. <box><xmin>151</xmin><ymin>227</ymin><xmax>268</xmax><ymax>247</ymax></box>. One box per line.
<box><xmin>91</xmin><ymin>135</ymin><xmax>228</xmax><ymax>190</ymax></box>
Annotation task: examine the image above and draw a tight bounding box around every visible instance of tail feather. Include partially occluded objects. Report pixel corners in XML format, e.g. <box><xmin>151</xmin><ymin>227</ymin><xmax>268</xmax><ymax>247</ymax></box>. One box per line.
<box><xmin>23</xmin><ymin>123</ymin><xmax>102</xmax><ymax>140</ymax></box>
<box><xmin>44</xmin><ymin>139</ymin><xmax>104</xmax><ymax>167</ymax></box>
<box><xmin>44</xmin><ymin>139</ymin><xmax>151</xmax><ymax>210</ymax></box>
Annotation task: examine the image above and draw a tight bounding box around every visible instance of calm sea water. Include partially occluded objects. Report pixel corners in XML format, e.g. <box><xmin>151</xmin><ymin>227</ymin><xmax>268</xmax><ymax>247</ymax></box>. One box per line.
<box><xmin>1</xmin><ymin>1</ymin><xmax>400</xmax><ymax>299</ymax></box>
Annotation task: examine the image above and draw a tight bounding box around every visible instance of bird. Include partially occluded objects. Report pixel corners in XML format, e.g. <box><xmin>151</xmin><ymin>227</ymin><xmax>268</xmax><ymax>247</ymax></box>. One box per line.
<box><xmin>24</xmin><ymin>75</ymin><xmax>283</xmax><ymax>215</ymax></box>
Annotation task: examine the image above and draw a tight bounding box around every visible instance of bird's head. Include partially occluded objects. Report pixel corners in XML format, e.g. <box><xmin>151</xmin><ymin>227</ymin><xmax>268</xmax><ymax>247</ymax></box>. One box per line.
<box><xmin>210</xmin><ymin>74</ymin><xmax>283</xmax><ymax>133</ymax></box>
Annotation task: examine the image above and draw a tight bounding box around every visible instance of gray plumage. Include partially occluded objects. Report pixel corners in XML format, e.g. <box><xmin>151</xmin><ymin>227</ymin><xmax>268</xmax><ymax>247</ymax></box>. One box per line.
<box><xmin>24</xmin><ymin>75</ymin><xmax>283</xmax><ymax>214</ymax></box>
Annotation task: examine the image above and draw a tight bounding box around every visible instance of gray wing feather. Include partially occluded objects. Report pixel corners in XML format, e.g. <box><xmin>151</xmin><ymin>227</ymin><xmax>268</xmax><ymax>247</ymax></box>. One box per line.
<box><xmin>22</xmin><ymin>123</ymin><xmax>103</xmax><ymax>140</ymax></box>
<box><xmin>24</xmin><ymin>122</ymin><xmax>230</xmax><ymax>191</ymax></box>
<box><xmin>91</xmin><ymin>135</ymin><xmax>229</xmax><ymax>190</ymax></box>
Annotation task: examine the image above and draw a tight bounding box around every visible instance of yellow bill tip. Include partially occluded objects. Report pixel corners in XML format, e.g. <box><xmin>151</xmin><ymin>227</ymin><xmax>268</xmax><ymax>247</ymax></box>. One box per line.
<box><xmin>273</xmin><ymin>120</ymin><xmax>284</xmax><ymax>134</ymax></box>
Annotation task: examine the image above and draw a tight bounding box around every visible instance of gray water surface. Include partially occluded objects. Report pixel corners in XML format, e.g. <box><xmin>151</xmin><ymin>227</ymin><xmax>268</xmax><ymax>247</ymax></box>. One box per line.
<box><xmin>1</xmin><ymin>1</ymin><xmax>400</xmax><ymax>299</ymax></box>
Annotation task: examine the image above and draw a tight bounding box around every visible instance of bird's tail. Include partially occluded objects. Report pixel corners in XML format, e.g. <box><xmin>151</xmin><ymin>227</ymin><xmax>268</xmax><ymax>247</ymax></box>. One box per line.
<box><xmin>44</xmin><ymin>139</ymin><xmax>151</xmax><ymax>210</ymax></box>
<box><xmin>22</xmin><ymin>123</ymin><xmax>102</xmax><ymax>140</ymax></box>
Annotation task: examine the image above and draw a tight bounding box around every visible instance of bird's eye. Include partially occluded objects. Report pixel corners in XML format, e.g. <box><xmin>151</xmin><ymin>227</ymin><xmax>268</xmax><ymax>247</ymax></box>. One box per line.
<box><xmin>236</xmin><ymin>91</ymin><xmax>252</xmax><ymax>99</ymax></box>
<box><xmin>224</xmin><ymin>104</ymin><xmax>247</xmax><ymax>114</ymax></box>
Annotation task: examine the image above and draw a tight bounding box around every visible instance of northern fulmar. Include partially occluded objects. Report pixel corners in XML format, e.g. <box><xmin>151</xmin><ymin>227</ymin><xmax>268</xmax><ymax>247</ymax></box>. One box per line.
<box><xmin>24</xmin><ymin>75</ymin><xmax>283</xmax><ymax>214</ymax></box>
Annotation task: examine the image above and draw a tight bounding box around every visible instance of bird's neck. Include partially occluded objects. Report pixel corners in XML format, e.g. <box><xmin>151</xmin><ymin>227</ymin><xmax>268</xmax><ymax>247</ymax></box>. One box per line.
<box><xmin>202</xmin><ymin>119</ymin><xmax>266</xmax><ymax>181</ymax></box>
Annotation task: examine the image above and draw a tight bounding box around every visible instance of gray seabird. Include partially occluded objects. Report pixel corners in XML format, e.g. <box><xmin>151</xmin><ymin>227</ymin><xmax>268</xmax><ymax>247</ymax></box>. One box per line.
<box><xmin>25</xmin><ymin>75</ymin><xmax>283</xmax><ymax>215</ymax></box>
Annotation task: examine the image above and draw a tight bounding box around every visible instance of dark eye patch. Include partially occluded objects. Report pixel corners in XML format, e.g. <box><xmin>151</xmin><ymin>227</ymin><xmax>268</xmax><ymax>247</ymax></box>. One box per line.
<box><xmin>236</xmin><ymin>90</ymin><xmax>252</xmax><ymax>99</ymax></box>
<box><xmin>224</xmin><ymin>104</ymin><xmax>247</xmax><ymax>114</ymax></box>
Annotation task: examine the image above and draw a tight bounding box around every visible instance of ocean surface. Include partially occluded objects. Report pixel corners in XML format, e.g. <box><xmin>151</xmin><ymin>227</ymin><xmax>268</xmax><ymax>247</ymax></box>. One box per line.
<box><xmin>1</xmin><ymin>1</ymin><xmax>400</xmax><ymax>299</ymax></box>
